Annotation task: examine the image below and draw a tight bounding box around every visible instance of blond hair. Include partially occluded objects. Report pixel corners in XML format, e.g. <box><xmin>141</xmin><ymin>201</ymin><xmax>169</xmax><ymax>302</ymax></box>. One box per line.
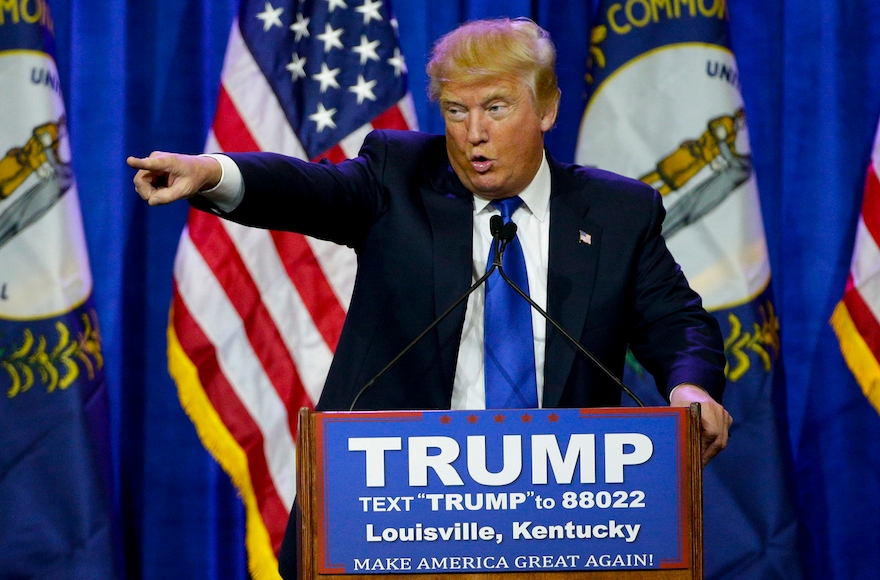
<box><xmin>426</xmin><ymin>18</ymin><xmax>560</xmax><ymax>115</ymax></box>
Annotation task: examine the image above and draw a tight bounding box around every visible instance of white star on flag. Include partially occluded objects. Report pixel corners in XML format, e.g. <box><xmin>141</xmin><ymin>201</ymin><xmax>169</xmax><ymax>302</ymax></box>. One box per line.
<box><xmin>256</xmin><ymin>2</ymin><xmax>284</xmax><ymax>31</ymax></box>
<box><xmin>317</xmin><ymin>22</ymin><xmax>345</xmax><ymax>52</ymax></box>
<box><xmin>290</xmin><ymin>13</ymin><xmax>310</xmax><ymax>41</ymax></box>
<box><xmin>387</xmin><ymin>47</ymin><xmax>405</xmax><ymax>77</ymax></box>
<box><xmin>286</xmin><ymin>53</ymin><xmax>307</xmax><ymax>80</ymax></box>
<box><xmin>309</xmin><ymin>102</ymin><xmax>338</xmax><ymax>131</ymax></box>
<box><xmin>312</xmin><ymin>62</ymin><xmax>341</xmax><ymax>92</ymax></box>
<box><xmin>352</xmin><ymin>34</ymin><xmax>380</xmax><ymax>65</ymax></box>
<box><xmin>325</xmin><ymin>0</ymin><xmax>347</xmax><ymax>12</ymax></box>
<box><xmin>355</xmin><ymin>0</ymin><xmax>383</xmax><ymax>24</ymax></box>
<box><xmin>348</xmin><ymin>74</ymin><xmax>377</xmax><ymax>104</ymax></box>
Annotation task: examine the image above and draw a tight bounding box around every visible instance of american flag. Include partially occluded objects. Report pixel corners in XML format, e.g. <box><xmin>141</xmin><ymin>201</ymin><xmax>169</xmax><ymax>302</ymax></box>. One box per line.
<box><xmin>832</xmin><ymin>116</ymin><xmax>880</xmax><ymax>416</ymax></box>
<box><xmin>167</xmin><ymin>1</ymin><xmax>416</xmax><ymax>577</ymax></box>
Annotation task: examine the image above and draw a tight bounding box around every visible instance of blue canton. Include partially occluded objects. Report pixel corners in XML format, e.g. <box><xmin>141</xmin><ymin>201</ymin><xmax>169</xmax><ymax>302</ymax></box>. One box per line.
<box><xmin>239</xmin><ymin>0</ymin><xmax>409</xmax><ymax>159</ymax></box>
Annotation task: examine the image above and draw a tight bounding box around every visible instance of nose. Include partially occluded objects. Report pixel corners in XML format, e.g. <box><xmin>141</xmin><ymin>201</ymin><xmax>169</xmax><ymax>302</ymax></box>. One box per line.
<box><xmin>466</xmin><ymin>111</ymin><xmax>488</xmax><ymax>145</ymax></box>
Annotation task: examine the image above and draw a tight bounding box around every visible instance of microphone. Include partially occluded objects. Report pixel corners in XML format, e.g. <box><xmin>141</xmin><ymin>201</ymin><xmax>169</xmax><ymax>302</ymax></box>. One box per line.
<box><xmin>489</xmin><ymin>220</ymin><xmax>516</xmax><ymax>269</ymax></box>
<box><xmin>348</xmin><ymin>218</ymin><xmax>505</xmax><ymax>411</ymax></box>
<box><xmin>489</xmin><ymin>215</ymin><xmax>504</xmax><ymax>268</ymax></box>
<box><xmin>499</xmin><ymin>222</ymin><xmax>517</xmax><ymax>253</ymax></box>
<box><xmin>490</xmin><ymin>214</ymin><xmax>503</xmax><ymax>237</ymax></box>
<box><xmin>496</xmin><ymin>222</ymin><xmax>646</xmax><ymax>408</ymax></box>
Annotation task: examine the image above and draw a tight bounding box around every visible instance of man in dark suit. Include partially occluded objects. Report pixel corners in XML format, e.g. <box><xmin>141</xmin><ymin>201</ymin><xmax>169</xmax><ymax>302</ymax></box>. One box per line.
<box><xmin>129</xmin><ymin>17</ymin><xmax>731</xmax><ymax>577</ymax></box>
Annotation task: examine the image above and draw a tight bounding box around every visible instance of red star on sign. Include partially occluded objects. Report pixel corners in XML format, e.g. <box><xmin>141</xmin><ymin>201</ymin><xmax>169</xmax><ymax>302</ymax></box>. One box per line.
<box><xmin>494</xmin><ymin>414</ymin><xmax>505</xmax><ymax>423</ymax></box>
<box><xmin>548</xmin><ymin>413</ymin><xmax>559</xmax><ymax>422</ymax></box>
<box><xmin>440</xmin><ymin>415</ymin><xmax>451</xmax><ymax>424</ymax></box>
<box><xmin>467</xmin><ymin>414</ymin><xmax>478</xmax><ymax>424</ymax></box>
<box><xmin>520</xmin><ymin>413</ymin><xmax>532</xmax><ymax>423</ymax></box>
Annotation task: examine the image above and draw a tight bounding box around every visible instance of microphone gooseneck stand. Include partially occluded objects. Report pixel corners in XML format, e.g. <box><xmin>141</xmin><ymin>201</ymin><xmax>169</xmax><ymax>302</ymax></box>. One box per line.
<box><xmin>348</xmin><ymin>215</ymin><xmax>645</xmax><ymax>410</ymax></box>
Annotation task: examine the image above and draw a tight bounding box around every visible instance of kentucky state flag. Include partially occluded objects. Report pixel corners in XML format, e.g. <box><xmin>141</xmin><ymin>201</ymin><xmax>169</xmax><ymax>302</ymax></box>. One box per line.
<box><xmin>0</xmin><ymin>4</ymin><xmax>116</xmax><ymax>578</ymax></box>
<box><xmin>576</xmin><ymin>3</ymin><xmax>801</xmax><ymax>578</ymax></box>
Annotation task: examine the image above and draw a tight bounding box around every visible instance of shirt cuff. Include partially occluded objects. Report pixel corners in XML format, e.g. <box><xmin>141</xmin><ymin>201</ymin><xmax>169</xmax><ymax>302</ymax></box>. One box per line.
<box><xmin>198</xmin><ymin>153</ymin><xmax>244</xmax><ymax>213</ymax></box>
<box><xmin>668</xmin><ymin>383</ymin><xmax>709</xmax><ymax>404</ymax></box>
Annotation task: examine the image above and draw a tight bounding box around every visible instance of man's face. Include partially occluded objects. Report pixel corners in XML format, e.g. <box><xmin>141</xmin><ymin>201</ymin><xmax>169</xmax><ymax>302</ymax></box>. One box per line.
<box><xmin>440</xmin><ymin>77</ymin><xmax>557</xmax><ymax>200</ymax></box>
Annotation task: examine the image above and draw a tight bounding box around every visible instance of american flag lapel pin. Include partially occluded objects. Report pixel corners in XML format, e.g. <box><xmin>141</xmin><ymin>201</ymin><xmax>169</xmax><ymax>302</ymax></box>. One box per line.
<box><xmin>579</xmin><ymin>230</ymin><xmax>592</xmax><ymax>245</ymax></box>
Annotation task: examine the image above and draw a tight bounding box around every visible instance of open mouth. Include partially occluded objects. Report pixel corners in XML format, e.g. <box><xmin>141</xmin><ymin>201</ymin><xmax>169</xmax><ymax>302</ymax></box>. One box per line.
<box><xmin>471</xmin><ymin>155</ymin><xmax>493</xmax><ymax>173</ymax></box>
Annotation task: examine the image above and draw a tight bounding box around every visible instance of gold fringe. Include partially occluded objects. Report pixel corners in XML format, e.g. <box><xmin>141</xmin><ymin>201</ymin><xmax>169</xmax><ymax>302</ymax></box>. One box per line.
<box><xmin>830</xmin><ymin>302</ymin><xmax>880</xmax><ymax>414</ymax></box>
<box><xmin>167</xmin><ymin>309</ymin><xmax>282</xmax><ymax>580</ymax></box>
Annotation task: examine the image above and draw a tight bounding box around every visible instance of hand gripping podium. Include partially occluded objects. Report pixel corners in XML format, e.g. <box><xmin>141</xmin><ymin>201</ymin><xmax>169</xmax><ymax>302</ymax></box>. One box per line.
<box><xmin>296</xmin><ymin>406</ymin><xmax>703</xmax><ymax>580</ymax></box>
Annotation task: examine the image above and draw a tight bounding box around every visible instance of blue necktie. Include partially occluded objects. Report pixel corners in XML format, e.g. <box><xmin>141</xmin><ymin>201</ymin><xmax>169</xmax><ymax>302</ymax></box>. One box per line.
<box><xmin>484</xmin><ymin>197</ymin><xmax>538</xmax><ymax>408</ymax></box>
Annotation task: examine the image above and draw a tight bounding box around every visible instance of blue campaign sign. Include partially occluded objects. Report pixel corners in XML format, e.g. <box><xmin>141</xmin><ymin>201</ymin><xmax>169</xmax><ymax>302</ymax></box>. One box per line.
<box><xmin>315</xmin><ymin>408</ymin><xmax>689</xmax><ymax>574</ymax></box>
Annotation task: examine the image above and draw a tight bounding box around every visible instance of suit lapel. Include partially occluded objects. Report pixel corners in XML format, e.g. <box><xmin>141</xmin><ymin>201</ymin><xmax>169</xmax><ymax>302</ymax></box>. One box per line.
<box><xmin>421</xmin><ymin>161</ymin><xmax>474</xmax><ymax>394</ymax></box>
<box><xmin>543</xmin><ymin>159</ymin><xmax>602</xmax><ymax>408</ymax></box>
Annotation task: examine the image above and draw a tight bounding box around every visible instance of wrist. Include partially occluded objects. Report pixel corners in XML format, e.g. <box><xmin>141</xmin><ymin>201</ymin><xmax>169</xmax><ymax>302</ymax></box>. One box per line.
<box><xmin>669</xmin><ymin>383</ymin><xmax>711</xmax><ymax>406</ymax></box>
<box><xmin>197</xmin><ymin>154</ymin><xmax>224</xmax><ymax>192</ymax></box>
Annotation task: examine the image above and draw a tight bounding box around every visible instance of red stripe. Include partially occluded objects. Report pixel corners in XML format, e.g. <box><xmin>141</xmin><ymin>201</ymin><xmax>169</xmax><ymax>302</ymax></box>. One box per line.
<box><xmin>861</xmin><ymin>165</ymin><xmax>880</xmax><ymax>243</ymax></box>
<box><xmin>313</xmin><ymin>144</ymin><xmax>347</xmax><ymax>163</ymax></box>
<box><xmin>213</xmin><ymin>84</ymin><xmax>261</xmax><ymax>153</ymax></box>
<box><xmin>270</xmin><ymin>231</ymin><xmax>346</xmax><ymax>351</ymax></box>
<box><xmin>842</xmin><ymin>283</ymin><xmax>880</xmax><ymax>364</ymax></box>
<box><xmin>172</xmin><ymin>288</ymin><xmax>289</xmax><ymax>552</ymax></box>
<box><xmin>187</xmin><ymin>211</ymin><xmax>314</xmax><ymax>419</ymax></box>
<box><xmin>372</xmin><ymin>105</ymin><xmax>410</xmax><ymax>130</ymax></box>
<box><xmin>211</xmin><ymin>82</ymin><xmax>346</xmax><ymax>355</ymax></box>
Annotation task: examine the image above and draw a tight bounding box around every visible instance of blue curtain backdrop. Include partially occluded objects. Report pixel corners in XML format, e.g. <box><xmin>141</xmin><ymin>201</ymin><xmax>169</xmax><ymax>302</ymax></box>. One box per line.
<box><xmin>46</xmin><ymin>0</ymin><xmax>880</xmax><ymax>577</ymax></box>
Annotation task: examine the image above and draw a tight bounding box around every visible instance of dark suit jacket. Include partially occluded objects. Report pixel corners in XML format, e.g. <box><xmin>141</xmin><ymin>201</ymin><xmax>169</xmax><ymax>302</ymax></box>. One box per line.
<box><xmin>205</xmin><ymin>129</ymin><xmax>726</xmax><ymax>410</ymax></box>
<box><xmin>198</xmin><ymin>129</ymin><xmax>726</xmax><ymax>579</ymax></box>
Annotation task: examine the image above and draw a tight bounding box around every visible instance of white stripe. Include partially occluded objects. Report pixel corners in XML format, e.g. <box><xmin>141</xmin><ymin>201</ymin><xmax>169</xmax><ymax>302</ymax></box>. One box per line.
<box><xmin>397</xmin><ymin>95</ymin><xmax>419</xmax><ymax>131</ymax></box>
<box><xmin>204</xmin><ymin>129</ymin><xmax>220</xmax><ymax>153</ymax></box>
<box><xmin>220</xmin><ymin>220</ymin><xmax>334</xmax><ymax>404</ymax></box>
<box><xmin>336</xmin><ymin>98</ymin><xmax>417</xmax><ymax>158</ymax></box>
<box><xmin>221</xmin><ymin>20</ymin><xmax>307</xmax><ymax>159</ymax></box>
<box><xmin>851</xmin><ymin>216</ymin><xmax>880</xmax><ymax>316</ymax></box>
<box><xmin>339</xmin><ymin>122</ymin><xmax>374</xmax><ymax>158</ymax></box>
<box><xmin>872</xmin><ymin>119</ymin><xmax>880</xmax><ymax>176</ymax></box>
<box><xmin>174</xmin><ymin>229</ymin><xmax>297</xmax><ymax>508</ymax></box>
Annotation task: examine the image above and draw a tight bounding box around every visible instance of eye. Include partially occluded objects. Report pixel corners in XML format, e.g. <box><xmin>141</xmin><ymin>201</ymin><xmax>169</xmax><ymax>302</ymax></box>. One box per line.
<box><xmin>444</xmin><ymin>105</ymin><xmax>467</xmax><ymax>122</ymax></box>
<box><xmin>487</xmin><ymin>102</ymin><xmax>510</xmax><ymax>117</ymax></box>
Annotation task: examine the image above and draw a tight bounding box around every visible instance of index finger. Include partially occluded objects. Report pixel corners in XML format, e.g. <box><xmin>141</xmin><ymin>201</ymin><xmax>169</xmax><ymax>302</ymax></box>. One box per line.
<box><xmin>126</xmin><ymin>155</ymin><xmax>167</xmax><ymax>171</ymax></box>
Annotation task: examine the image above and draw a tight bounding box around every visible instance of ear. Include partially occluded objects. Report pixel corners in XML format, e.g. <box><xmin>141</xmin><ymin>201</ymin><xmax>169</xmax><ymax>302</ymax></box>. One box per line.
<box><xmin>539</xmin><ymin>90</ymin><xmax>561</xmax><ymax>132</ymax></box>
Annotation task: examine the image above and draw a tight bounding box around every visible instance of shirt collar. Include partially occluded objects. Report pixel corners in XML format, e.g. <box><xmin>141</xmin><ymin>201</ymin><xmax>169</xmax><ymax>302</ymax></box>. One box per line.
<box><xmin>473</xmin><ymin>151</ymin><xmax>551</xmax><ymax>221</ymax></box>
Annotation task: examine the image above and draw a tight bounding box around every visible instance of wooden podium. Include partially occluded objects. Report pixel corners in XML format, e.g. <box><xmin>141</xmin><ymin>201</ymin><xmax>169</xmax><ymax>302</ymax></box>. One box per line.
<box><xmin>296</xmin><ymin>406</ymin><xmax>703</xmax><ymax>580</ymax></box>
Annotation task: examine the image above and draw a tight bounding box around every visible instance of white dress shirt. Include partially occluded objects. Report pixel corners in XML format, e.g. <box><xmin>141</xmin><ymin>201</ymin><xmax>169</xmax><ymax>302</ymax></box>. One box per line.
<box><xmin>451</xmin><ymin>154</ymin><xmax>551</xmax><ymax>409</ymax></box>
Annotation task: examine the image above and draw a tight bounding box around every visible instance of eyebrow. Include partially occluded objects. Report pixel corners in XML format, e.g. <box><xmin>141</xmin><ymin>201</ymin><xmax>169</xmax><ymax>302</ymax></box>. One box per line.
<box><xmin>481</xmin><ymin>90</ymin><xmax>515</xmax><ymax>105</ymax></box>
<box><xmin>439</xmin><ymin>98</ymin><xmax>464</xmax><ymax>108</ymax></box>
<box><xmin>440</xmin><ymin>90</ymin><xmax>517</xmax><ymax>109</ymax></box>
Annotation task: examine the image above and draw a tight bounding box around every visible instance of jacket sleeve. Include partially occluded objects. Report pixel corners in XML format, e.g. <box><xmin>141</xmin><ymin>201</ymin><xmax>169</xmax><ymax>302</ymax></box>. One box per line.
<box><xmin>627</xmin><ymin>188</ymin><xmax>726</xmax><ymax>402</ymax></box>
<box><xmin>190</xmin><ymin>132</ymin><xmax>392</xmax><ymax>250</ymax></box>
